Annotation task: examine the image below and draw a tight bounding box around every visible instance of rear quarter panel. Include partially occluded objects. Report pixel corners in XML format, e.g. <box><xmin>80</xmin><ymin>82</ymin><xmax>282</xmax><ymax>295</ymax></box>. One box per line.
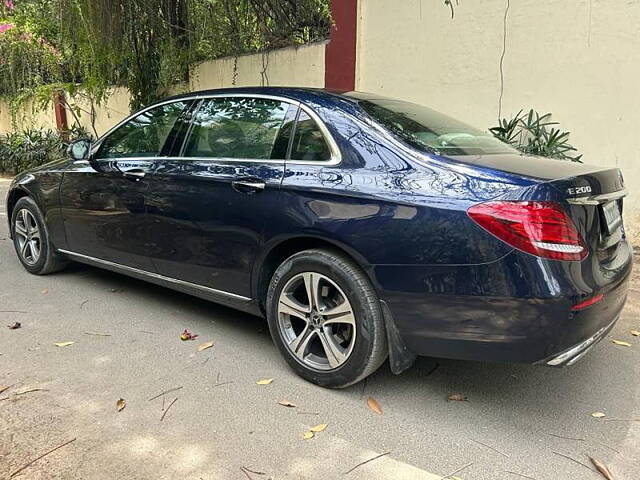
<box><xmin>272</xmin><ymin>98</ymin><xmax>534</xmax><ymax>269</ymax></box>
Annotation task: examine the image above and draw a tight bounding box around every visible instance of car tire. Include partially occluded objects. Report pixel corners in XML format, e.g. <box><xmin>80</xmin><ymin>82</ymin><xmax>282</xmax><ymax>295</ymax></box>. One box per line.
<box><xmin>11</xmin><ymin>196</ymin><xmax>67</xmax><ymax>275</ymax></box>
<box><xmin>266</xmin><ymin>249</ymin><xmax>387</xmax><ymax>388</ymax></box>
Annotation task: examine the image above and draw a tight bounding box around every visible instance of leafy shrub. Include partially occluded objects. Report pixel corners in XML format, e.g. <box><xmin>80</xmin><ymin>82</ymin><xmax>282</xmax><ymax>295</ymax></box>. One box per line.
<box><xmin>490</xmin><ymin>109</ymin><xmax>582</xmax><ymax>162</ymax></box>
<box><xmin>0</xmin><ymin>26</ymin><xmax>63</xmax><ymax>98</ymax></box>
<box><xmin>0</xmin><ymin>126</ymin><xmax>92</xmax><ymax>175</ymax></box>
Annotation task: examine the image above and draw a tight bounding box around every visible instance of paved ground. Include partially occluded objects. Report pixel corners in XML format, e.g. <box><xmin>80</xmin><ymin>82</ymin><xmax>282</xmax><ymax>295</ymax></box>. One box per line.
<box><xmin>1</xmin><ymin>177</ymin><xmax>639</xmax><ymax>480</ymax></box>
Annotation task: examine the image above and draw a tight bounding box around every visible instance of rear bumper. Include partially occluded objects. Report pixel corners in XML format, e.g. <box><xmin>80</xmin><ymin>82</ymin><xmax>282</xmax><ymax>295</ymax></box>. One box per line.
<box><xmin>537</xmin><ymin>316</ymin><xmax>617</xmax><ymax>367</ymax></box>
<box><xmin>373</xmin><ymin>244</ymin><xmax>632</xmax><ymax>365</ymax></box>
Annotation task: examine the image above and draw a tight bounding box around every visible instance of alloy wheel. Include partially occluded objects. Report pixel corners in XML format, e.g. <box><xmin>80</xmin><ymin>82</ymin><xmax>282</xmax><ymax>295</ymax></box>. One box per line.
<box><xmin>277</xmin><ymin>272</ymin><xmax>356</xmax><ymax>371</ymax></box>
<box><xmin>14</xmin><ymin>209</ymin><xmax>41</xmax><ymax>266</ymax></box>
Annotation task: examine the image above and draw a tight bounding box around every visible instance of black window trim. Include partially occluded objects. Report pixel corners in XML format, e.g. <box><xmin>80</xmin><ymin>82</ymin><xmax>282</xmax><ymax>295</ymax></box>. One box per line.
<box><xmin>91</xmin><ymin>93</ymin><xmax>341</xmax><ymax>166</ymax></box>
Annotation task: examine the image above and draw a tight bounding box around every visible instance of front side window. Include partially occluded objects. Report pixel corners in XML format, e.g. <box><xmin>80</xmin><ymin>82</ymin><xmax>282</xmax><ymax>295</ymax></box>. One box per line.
<box><xmin>98</xmin><ymin>101</ymin><xmax>188</xmax><ymax>158</ymax></box>
<box><xmin>290</xmin><ymin>111</ymin><xmax>332</xmax><ymax>162</ymax></box>
<box><xmin>353</xmin><ymin>96</ymin><xmax>518</xmax><ymax>156</ymax></box>
<box><xmin>184</xmin><ymin>97</ymin><xmax>290</xmax><ymax>159</ymax></box>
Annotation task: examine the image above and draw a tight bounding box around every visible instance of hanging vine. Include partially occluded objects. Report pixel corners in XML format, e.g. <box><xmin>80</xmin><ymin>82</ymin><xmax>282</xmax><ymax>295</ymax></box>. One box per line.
<box><xmin>1</xmin><ymin>0</ymin><xmax>332</xmax><ymax>112</ymax></box>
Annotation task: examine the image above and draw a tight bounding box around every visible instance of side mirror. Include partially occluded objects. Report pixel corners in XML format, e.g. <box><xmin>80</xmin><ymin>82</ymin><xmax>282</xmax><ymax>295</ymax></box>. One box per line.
<box><xmin>68</xmin><ymin>138</ymin><xmax>92</xmax><ymax>161</ymax></box>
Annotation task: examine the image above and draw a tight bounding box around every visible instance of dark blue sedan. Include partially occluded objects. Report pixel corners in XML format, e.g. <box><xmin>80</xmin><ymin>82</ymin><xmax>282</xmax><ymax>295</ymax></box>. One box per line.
<box><xmin>6</xmin><ymin>87</ymin><xmax>631</xmax><ymax>387</ymax></box>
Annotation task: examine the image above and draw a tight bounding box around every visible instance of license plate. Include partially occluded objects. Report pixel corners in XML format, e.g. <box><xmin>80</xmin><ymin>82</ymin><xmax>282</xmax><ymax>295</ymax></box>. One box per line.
<box><xmin>601</xmin><ymin>201</ymin><xmax>622</xmax><ymax>234</ymax></box>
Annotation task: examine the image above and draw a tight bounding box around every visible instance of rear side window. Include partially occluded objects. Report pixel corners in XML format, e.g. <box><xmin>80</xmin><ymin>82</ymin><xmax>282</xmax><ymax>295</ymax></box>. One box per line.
<box><xmin>98</xmin><ymin>101</ymin><xmax>187</xmax><ymax>158</ymax></box>
<box><xmin>183</xmin><ymin>97</ymin><xmax>290</xmax><ymax>159</ymax></box>
<box><xmin>356</xmin><ymin>97</ymin><xmax>518</xmax><ymax>156</ymax></box>
<box><xmin>290</xmin><ymin>111</ymin><xmax>331</xmax><ymax>162</ymax></box>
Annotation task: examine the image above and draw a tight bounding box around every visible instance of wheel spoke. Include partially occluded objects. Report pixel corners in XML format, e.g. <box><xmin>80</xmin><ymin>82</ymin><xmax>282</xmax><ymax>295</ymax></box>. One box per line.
<box><xmin>302</xmin><ymin>272</ymin><xmax>322</xmax><ymax>310</ymax></box>
<box><xmin>21</xmin><ymin>209</ymin><xmax>29</xmax><ymax>230</ymax></box>
<box><xmin>14</xmin><ymin>221</ymin><xmax>28</xmax><ymax>239</ymax></box>
<box><xmin>27</xmin><ymin>216</ymin><xmax>37</xmax><ymax>234</ymax></box>
<box><xmin>289</xmin><ymin>325</ymin><xmax>316</xmax><ymax>360</ymax></box>
<box><xmin>321</xmin><ymin>300</ymin><xmax>355</xmax><ymax>327</ymax></box>
<box><xmin>20</xmin><ymin>239</ymin><xmax>31</xmax><ymax>259</ymax></box>
<box><xmin>279</xmin><ymin>294</ymin><xmax>310</xmax><ymax>320</ymax></box>
<box><xmin>30</xmin><ymin>240</ymin><xmax>40</xmax><ymax>260</ymax></box>
<box><xmin>318</xmin><ymin>329</ymin><xmax>347</xmax><ymax>368</ymax></box>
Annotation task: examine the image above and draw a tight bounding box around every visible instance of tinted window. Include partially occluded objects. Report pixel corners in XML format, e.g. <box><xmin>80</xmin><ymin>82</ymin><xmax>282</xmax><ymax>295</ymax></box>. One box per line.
<box><xmin>184</xmin><ymin>97</ymin><xmax>290</xmax><ymax>159</ymax></box>
<box><xmin>290</xmin><ymin>111</ymin><xmax>331</xmax><ymax>161</ymax></box>
<box><xmin>98</xmin><ymin>101</ymin><xmax>187</xmax><ymax>158</ymax></box>
<box><xmin>355</xmin><ymin>97</ymin><xmax>518</xmax><ymax>156</ymax></box>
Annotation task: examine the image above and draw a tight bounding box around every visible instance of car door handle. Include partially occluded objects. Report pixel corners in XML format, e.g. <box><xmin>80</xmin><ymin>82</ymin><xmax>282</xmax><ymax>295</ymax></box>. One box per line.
<box><xmin>123</xmin><ymin>169</ymin><xmax>147</xmax><ymax>180</ymax></box>
<box><xmin>232</xmin><ymin>179</ymin><xmax>266</xmax><ymax>194</ymax></box>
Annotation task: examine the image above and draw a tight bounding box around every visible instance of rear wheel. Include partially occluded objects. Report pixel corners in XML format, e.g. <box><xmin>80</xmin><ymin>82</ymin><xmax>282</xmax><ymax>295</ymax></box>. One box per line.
<box><xmin>11</xmin><ymin>196</ymin><xmax>67</xmax><ymax>275</ymax></box>
<box><xmin>266</xmin><ymin>249</ymin><xmax>387</xmax><ymax>388</ymax></box>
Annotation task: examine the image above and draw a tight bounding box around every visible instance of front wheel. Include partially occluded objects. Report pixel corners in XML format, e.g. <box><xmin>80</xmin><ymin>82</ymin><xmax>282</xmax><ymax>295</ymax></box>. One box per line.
<box><xmin>11</xmin><ymin>196</ymin><xmax>67</xmax><ymax>275</ymax></box>
<box><xmin>266</xmin><ymin>249</ymin><xmax>387</xmax><ymax>388</ymax></box>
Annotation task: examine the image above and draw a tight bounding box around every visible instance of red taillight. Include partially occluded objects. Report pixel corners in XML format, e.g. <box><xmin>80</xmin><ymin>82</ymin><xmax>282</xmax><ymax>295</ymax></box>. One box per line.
<box><xmin>571</xmin><ymin>294</ymin><xmax>604</xmax><ymax>311</ymax></box>
<box><xmin>467</xmin><ymin>201</ymin><xmax>588</xmax><ymax>261</ymax></box>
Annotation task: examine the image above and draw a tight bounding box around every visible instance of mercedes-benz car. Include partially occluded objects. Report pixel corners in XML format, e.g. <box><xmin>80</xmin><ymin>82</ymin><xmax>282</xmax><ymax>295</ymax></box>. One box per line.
<box><xmin>5</xmin><ymin>87</ymin><xmax>631</xmax><ymax>387</ymax></box>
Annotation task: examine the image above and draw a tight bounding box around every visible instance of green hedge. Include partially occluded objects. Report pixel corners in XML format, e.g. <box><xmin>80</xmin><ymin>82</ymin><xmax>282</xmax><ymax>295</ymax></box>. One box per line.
<box><xmin>0</xmin><ymin>127</ymin><xmax>90</xmax><ymax>175</ymax></box>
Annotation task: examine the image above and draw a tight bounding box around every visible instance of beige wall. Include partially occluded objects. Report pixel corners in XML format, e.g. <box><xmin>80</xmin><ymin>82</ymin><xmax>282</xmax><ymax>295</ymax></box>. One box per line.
<box><xmin>190</xmin><ymin>41</ymin><xmax>326</xmax><ymax>91</ymax></box>
<box><xmin>0</xmin><ymin>42</ymin><xmax>326</xmax><ymax>137</ymax></box>
<box><xmin>0</xmin><ymin>98</ymin><xmax>57</xmax><ymax>133</ymax></box>
<box><xmin>357</xmin><ymin>0</ymin><xmax>640</xmax><ymax>241</ymax></box>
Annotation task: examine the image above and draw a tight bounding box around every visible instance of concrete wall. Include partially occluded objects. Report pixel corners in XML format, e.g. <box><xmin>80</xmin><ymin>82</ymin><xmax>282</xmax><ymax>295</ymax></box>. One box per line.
<box><xmin>0</xmin><ymin>98</ymin><xmax>57</xmax><ymax>133</ymax></box>
<box><xmin>0</xmin><ymin>42</ymin><xmax>326</xmax><ymax>137</ymax></box>
<box><xmin>190</xmin><ymin>41</ymin><xmax>326</xmax><ymax>91</ymax></box>
<box><xmin>356</xmin><ymin>0</ymin><xmax>640</xmax><ymax>241</ymax></box>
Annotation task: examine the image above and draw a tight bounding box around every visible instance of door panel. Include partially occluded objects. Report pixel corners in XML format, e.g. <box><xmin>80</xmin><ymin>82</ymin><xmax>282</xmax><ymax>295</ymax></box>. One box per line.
<box><xmin>144</xmin><ymin>96</ymin><xmax>296</xmax><ymax>297</ymax></box>
<box><xmin>60</xmin><ymin>160</ymin><xmax>155</xmax><ymax>270</ymax></box>
<box><xmin>146</xmin><ymin>160</ymin><xmax>285</xmax><ymax>297</ymax></box>
<box><xmin>59</xmin><ymin>100</ymin><xmax>190</xmax><ymax>270</ymax></box>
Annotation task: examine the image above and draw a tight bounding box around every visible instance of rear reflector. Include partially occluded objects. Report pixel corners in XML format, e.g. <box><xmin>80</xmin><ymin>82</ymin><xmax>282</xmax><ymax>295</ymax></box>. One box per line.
<box><xmin>468</xmin><ymin>201</ymin><xmax>588</xmax><ymax>261</ymax></box>
<box><xmin>571</xmin><ymin>294</ymin><xmax>604</xmax><ymax>311</ymax></box>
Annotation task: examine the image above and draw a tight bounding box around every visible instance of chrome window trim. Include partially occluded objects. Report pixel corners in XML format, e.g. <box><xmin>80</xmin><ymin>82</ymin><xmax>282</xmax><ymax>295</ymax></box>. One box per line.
<box><xmin>58</xmin><ymin>249</ymin><xmax>252</xmax><ymax>302</ymax></box>
<box><xmin>93</xmin><ymin>93</ymin><xmax>341</xmax><ymax>166</ymax></box>
<box><xmin>291</xmin><ymin>102</ymin><xmax>341</xmax><ymax>166</ymax></box>
<box><xmin>566</xmin><ymin>189</ymin><xmax>627</xmax><ymax>205</ymax></box>
<box><xmin>92</xmin><ymin>96</ymin><xmax>199</xmax><ymax>156</ymax></box>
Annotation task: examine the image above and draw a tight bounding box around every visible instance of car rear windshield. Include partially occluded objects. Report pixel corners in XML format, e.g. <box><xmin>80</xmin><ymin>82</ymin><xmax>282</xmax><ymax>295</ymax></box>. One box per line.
<box><xmin>355</xmin><ymin>97</ymin><xmax>518</xmax><ymax>156</ymax></box>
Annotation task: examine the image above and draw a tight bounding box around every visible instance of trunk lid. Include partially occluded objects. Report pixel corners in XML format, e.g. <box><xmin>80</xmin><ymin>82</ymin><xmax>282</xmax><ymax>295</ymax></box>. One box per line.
<box><xmin>452</xmin><ymin>153</ymin><xmax>628</xmax><ymax>262</ymax></box>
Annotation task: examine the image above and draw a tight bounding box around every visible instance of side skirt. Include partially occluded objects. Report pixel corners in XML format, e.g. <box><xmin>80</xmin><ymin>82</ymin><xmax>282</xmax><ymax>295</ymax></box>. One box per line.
<box><xmin>58</xmin><ymin>249</ymin><xmax>262</xmax><ymax>316</ymax></box>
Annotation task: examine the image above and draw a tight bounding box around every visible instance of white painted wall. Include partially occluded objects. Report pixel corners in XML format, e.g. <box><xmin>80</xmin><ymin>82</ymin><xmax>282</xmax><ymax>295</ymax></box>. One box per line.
<box><xmin>356</xmin><ymin>0</ymin><xmax>640</xmax><ymax>241</ymax></box>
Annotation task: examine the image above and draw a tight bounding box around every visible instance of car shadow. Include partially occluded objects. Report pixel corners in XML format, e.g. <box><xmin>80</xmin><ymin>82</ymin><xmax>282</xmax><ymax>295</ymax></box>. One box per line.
<box><xmin>59</xmin><ymin>261</ymin><xmax>639</xmax><ymax>465</ymax></box>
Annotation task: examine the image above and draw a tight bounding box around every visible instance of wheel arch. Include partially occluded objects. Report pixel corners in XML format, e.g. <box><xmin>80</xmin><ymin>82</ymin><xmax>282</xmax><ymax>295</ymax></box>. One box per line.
<box><xmin>253</xmin><ymin>235</ymin><xmax>375</xmax><ymax>315</ymax></box>
<box><xmin>5</xmin><ymin>187</ymin><xmax>31</xmax><ymax>237</ymax></box>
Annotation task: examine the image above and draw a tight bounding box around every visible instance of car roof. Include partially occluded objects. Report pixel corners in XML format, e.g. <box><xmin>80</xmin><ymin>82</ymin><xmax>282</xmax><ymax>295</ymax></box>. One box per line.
<box><xmin>158</xmin><ymin>86</ymin><xmax>360</xmax><ymax>106</ymax></box>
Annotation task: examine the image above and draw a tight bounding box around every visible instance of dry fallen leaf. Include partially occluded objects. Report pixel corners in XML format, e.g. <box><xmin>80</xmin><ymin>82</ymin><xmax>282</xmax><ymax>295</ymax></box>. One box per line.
<box><xmin>630</xmin><ymin>330</ymin><xmax>640</xmax><ymax>337</ymax></box>
<box><xmin>278</xmin><ymin>400</ymin><xmax>297</xmax><ymax>408</ymax></box>
<box><xmin>116</xmin><ymin>398</ymin><xmax>126</xmax><ymax>412</ymax></box>
<box><xmin>589</xmin><ymin>457</ymin><xmax>614</xmax><ymax>480</ymax></box>
<box><xmin>16</xmin><ymin>388</ymin><xmax>47</xmax><ymax>396</ymax></box>
<box><xmin>303</xmin><ymin>431</ymin><xmax>314</xmax><ymax>440</ymax></box>
<box><xmin>448</xmin><ymin>394</ymin><xmax>468</xmax><ymax>402</ymax></box>
<box><xmin>180</xmin><ymin>329</ymin><xmax>198</xmax><ymax>341</ymax></box>
<box><xmin>591</xmin><ymin>412</ymin><xmax>606</xmax><ymax>418</ymax></box>
<box><xmin>367</xmin><ymin>396</ymin><xmax>383</xmax><ymax>415</ymax></box>
<box><xmin>310</xmin><ymin>423</ymin><xmax>327</xmax><ymax>433</ymax></box>
<box><xmin>612</xmin><ymin>340</ymin><xmax>632</xmax><ymax>347</ymax></box>
<box><xmin>0</xmin><ymin>386</ymin><xmax>11</xmax><ymax>394</ymax></box>
<box><xmin>41</xmin><ymin>288</ymin><xmax>48</xmax><ymax>294</ymax></box>
<box><xmin>197</xmin><ymin>341</ymin><xmax>214</xmax><ymax>352</ymax></box>
<box><xmin>256</xmin><ymin>378</ymin><xmax>273</xmax><ymax>385</ymax></box>
<box><xmin>7</xmin><ymin>322</ymin><xmax>21</xmax><ymax>330</ymax></box>
<box><xmin>54</xmin><ymin>342</ymin><xmax>74</xmax><ymax>347</ymax></box>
